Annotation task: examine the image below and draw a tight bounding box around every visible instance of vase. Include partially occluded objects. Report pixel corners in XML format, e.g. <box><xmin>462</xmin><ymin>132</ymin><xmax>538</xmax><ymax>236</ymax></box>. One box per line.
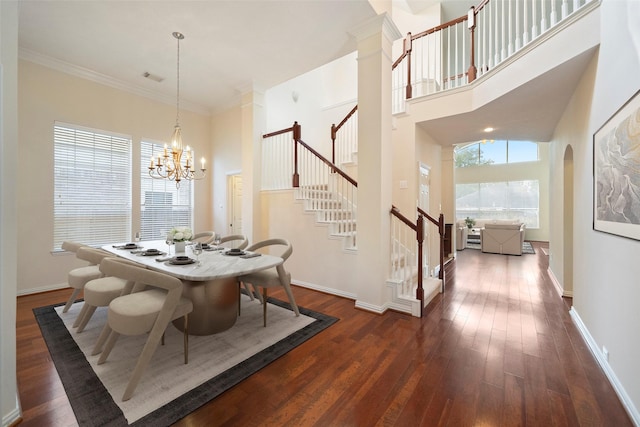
<box><xmin>175</xmin><ymin>241</ymin><xmax>186</xmax><ymax>253</ymax></box>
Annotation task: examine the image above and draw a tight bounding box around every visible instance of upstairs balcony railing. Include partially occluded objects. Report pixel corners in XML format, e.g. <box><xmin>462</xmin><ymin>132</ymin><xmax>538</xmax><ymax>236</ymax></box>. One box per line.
<box><xmin>392</xmin><ymin>0</ymin><xmax>594</xmax><ymax>113</ymax></box>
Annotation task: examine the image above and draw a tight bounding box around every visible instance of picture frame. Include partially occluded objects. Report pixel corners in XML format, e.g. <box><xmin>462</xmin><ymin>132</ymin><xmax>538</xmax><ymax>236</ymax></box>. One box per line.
<box><xmin>593</xmin><ymin>89</ymin><xmax>640</xmax><ymax>240</ymax></box>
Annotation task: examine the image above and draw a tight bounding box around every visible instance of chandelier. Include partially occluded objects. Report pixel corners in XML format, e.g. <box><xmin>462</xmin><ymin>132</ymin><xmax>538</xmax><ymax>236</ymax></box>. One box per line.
<box><xmin>148</xmin><ymin>31</ymin><xmax>206</xmax><ymax>188</ymax></box>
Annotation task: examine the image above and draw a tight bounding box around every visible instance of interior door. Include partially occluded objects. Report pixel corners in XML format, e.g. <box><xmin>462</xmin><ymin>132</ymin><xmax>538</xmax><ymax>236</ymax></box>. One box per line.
<box><xmin>228</xmin><ymin>174</ymin><xmax>243</xmax><ymax>235</ymax></box>
<box><xmin>419</xmin><ymin>163</ymin><xmax>431</xmax><ymax>275</ymax></box>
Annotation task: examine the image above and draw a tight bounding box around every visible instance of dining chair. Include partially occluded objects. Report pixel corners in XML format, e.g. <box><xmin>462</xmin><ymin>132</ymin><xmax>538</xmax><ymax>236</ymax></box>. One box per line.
<box><xmin>219</xmin><ymin>234</ymin><xmax>249</xmax><ymax>250</ymax></box>
<box><xmin>72</xmin><ymin>254</ymin><xmax>138</xmax><ymax>333</ymax></box>
<box><xmin>238</xmin><ymin>238</ymin><xmax>299</xmax><ymax>326</ymax></box>
<box><xmin>192</xmin><ymin>231</ymin><xmax>216</xmax><ymax>244</ymax></box>
<box><xmin>96</xmin><ymin>258</ymin><xmax>193</xmax><ymax>401</ymax></box>
<box><xmin>61</xmin><ymin>242</ymin><xmax>104</xmax><ymax>313</ymax></box>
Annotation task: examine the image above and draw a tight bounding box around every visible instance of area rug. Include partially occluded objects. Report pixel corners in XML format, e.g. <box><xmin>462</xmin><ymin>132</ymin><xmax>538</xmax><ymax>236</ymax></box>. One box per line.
<box><xmin>465</xmin><ymin>240</ymin><xmax>535</xmax><ymax>254</ymax></box>
<box><xmin>33</xmin><ymin>295</ymin><xmax>337</xmax><ymax>426</ymax></box>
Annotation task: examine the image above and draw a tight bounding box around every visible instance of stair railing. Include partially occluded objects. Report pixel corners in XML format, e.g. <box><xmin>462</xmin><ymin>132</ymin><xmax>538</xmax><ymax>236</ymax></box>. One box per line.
<box><xmin>390</xmin><ymin>206</ymin><xmax>424</xmax><ymax>315</ymax></box>
<box><xmin>392</xmin><ymin>0</ymin><xmax>593</xmax><ymax>113</ymax></box>
<box><xmin>418</xmin><ymin>207</ymin><xmax>445</xmax><ymax>285</ymax></box>
<box><xmin>262</xmin><ymin>122</ymin><xmax>358</xmax><ymax>236</ymax></box>
<box><xmin>262</xmin><ymin>123</ymin><xmax>297</xmax><ymax>191</ymax></box>
<box><xmin>330</xmin><ymin>105</ymin><xmax>358</xmax><ymax>168</ymax></box>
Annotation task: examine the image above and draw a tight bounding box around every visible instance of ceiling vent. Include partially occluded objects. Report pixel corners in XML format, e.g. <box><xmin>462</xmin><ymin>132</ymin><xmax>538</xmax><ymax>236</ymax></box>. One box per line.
<box><xmin>142</xmin><ymin>72</ymin><xmax>164</xmax><ymax>83</ymax></box>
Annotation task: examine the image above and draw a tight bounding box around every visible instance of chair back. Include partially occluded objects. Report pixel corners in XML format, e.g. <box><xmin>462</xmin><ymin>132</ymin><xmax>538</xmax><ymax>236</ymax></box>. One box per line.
<box><xmin>246</xmin><ymin>238</ymin><xmax>292</xmax><ymax>262</ymax></box>
<box><xmin>193</xmin><ymin>231</ymin><xmax>215</xmax><ymax>244</ymax></box>
<box><xmin>62</xmin><ymin>241</ymin><xmax>85</xmax><ymax>253</ymax></box>
<box><xmin>76</xmin><ymin>247</ymin><xmax>111</xmax><ymax>265</ymax></box>
<box><xmin>219</xmin><ymin>234</ymin><xmax>249</xmax><ymax>250</ymax></box>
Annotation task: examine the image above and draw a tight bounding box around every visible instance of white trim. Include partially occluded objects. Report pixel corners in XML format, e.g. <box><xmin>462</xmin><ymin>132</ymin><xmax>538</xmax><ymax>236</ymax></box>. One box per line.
<box><xmin>19</xmin><ymin>48</ymin><xmax>210</xmax><ymax>116</ymax></box>
<box><xmin>547</xmin><ymin>266</ymin><xmax>573</xmax><ymax>298</ymax></box>
<box><xmin>17</xmin><ymin>283</ymin><xmax>69</xmax><ymax>297</ymax></box>
<box><xmin>355</xmin><ymin>300</ymin><xmax>389</xmax><ymax>315</ymax></box>
<box><xmin>2</xmin><ymin>405</ymin><xmax>21</xmax><ymax>427</ymax></box>
<box><xmin>292</xmin><ymin>280</ymin><xmax>356</xmax><ymax>301</ymax></box>
<box><xmin>569</xmin><ymin>307</ymin><xmax>640</xmax><ymax>426</ymax></box>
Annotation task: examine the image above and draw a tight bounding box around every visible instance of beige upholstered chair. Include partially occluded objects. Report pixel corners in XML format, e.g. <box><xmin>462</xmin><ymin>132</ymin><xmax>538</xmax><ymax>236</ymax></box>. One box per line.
<box><xmin>192</xmin><ymin>231</ymin><xmax>216</xmax><ymax>244</ymax></box>
<box><xmin>96</xmin><ymin>258</ymin><xmax>193</xmax><ymax>401</ymax></box>
<box><xmin>73</xmin><ymin>255</ymin><xmax>138</xmax><ymax>333</ymax></box>
<box><xmin>61</xmin><ymin>242</ymin><xmax>104</xmax><ymax>313</ymax></box>
<box><xmin>238</xmin><ymin>238</ymin><xmax>299</xmax><ymax>326</ymax></box>
<box><xmin>219</xmin><ymin>234</ymin><xmax>249</xmax><ymax>250</ymax></box>
<box><xmin>481</xmin><ymin>222</ymin><xmax>526</xmax><ymax>255</ymax></box>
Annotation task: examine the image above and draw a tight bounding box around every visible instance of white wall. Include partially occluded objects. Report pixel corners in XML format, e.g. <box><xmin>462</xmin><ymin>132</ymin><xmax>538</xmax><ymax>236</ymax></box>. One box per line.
<box><xmin>549</xmin><ymin>0</ymin><xmax>640</xmax><ymax>420</ymax></box>
<box><xmin>265</xmin><ymin>52</ymin><xmax>358</xmax><ymax>158</ymax></box>
<box><xmin>17</xmin><ymin>60</ymin><xmax>212</xmax><ymax>294</ymax></box>
<box><xmin>1</xmin><ymin>2</ymin><xmax>20</xmax><ymax>425</ymax></box>
<box><xmin>210</xmin><ymin>106</ymin><xmax>242</xmax><ymax>236</ymax></box>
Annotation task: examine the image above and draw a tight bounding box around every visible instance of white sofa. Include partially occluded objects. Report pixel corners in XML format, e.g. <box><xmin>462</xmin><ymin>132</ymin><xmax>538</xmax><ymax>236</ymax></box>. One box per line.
<box><xmin>480</xmin><ymin>222</ymin><xmax>526</xmax><ymax>255</ymax></box>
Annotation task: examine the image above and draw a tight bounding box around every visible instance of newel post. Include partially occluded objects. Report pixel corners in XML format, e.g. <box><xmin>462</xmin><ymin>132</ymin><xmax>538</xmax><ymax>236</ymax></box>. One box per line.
<box><xmin>330</xmin><ymin>123</ymin><xmax>337</xmax><ymax>165</ymax></box>
<box><xmin>439</xmin><ymin>213</ymin><xmax>445</xmax><ymax>289</ymax></box>
<box><xmin>467</xmin><ymin>7</ymin><xmax>477</xmax><ymax>83</ymax></box>
<box><xmin>404</xmin><ymin>32</ymin><xmax>413</xmax><ymax>100</ymax></box>
<box><xmin>292</xmin><ymin>121</ymin><xmax>300</xmax><ymax>188</ymax></box>
<box><xmin>416</xmin><ymin>214</ymin><xmax>425</xmax><ymax>316</ymax></box>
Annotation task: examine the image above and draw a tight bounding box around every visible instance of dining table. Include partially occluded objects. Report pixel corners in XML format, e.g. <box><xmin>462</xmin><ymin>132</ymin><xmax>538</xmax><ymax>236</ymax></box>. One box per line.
<box><xmin>103</xmin><ymin>240</ymin><xmax>283</xmax><ymax>335</ymax></box>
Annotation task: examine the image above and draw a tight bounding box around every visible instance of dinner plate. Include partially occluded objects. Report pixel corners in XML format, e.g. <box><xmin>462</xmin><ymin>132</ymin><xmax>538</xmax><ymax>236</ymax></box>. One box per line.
<box><xmin>224</xmin><ymin>250</ymin><xmax>245</xmax><ymax>256</ymax></box>
<box><xmin>169</xmin><ymin>257</ymin><xmax>195</xmax><ymax>265</ymax></box>
<box><xmin>141</xmin><ymin>250</ymin><xmax>163</xmax><ymax>256</ymax></box>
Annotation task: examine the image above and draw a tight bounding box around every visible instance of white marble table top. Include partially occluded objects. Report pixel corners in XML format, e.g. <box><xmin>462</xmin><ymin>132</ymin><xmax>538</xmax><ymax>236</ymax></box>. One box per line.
<box><xmin>102</xmin><ymin>240</ymin><xmax>282</xmax><ymax>281</ymax></box>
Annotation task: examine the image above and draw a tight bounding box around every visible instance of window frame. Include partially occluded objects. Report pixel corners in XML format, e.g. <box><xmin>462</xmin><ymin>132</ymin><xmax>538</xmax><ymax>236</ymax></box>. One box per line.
<box><xmin>53</xmin><ymin>122</ymin><xmax>132</xmax><ymax>251</ymax></box>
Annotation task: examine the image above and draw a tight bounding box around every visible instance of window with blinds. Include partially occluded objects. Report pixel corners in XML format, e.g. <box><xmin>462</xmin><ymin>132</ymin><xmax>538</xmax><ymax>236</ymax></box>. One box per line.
<box><xmin>53</xmin><ymin>122</ymin><xmax>132</xmax><ymax>250</ymax></box>
<box><xmin>140</xmin><ymin>140</ymin><xmax>193</xmax><ymax>241</ymax></box>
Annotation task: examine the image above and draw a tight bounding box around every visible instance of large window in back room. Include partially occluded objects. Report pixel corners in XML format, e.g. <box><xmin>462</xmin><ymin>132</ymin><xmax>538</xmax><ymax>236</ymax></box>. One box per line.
<box><xmin>140</xmin><ymin>140</ymin><xmax>193</xmax><ymax>241</ymax></box>
<box><xmin>53</xmin><ymin>122</ymin><xmax>131</xmax><ymax>250</ymax></box>
<box><xmin>455</xmin><ymin>140</ymin><xmax>538</xmax><ymax>167</ymax></box>
<box><xmin>454</xmin><ymin>140</ymin><xmax>541</xmax><ymax>228</ymax></box>
<box><xmin>456</xmin><ymin>180</ymin><xmax>540</xmax><ymax>228</ymax></box>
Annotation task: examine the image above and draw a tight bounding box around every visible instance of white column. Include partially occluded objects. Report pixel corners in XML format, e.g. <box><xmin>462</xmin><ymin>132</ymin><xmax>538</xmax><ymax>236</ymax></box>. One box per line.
<box><xmin>1</xmin><ymin>2</ymin><xmax>20</xmax><ymax>424</ymax></box>
<box><xmin>350</xmin><ymin>13</ymin><xmax>401</xmax><ymax>312</ymax></box>
<box><xmin>240</xmin><ymin>88</ymin><xmax>265</xmax><ymax>242</ymax></box>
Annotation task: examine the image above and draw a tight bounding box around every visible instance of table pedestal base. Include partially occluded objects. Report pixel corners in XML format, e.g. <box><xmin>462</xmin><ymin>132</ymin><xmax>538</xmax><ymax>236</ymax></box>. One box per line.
<box><xmin>173</xmin><ymin>276</ymin><xmax>238</xmax><ymax>335</ymax></box>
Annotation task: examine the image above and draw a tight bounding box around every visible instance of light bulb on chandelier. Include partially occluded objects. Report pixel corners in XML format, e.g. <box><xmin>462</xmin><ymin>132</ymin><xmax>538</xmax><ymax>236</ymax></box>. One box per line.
<box><xmin>148</xmin><ymin>31</ymin><xmax>206</xmax><ymax>188</ymax></box>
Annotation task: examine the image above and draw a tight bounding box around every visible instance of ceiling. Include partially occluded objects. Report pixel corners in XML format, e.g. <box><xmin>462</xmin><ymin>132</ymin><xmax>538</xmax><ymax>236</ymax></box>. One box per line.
<box><xmin>18</xmin><ymin>0</ymin><xmax>378</xmax><ymax>114</ymax></box>
<box><xmin>17</xmin><ymin>0</ymin><xmax>594</xmax><ymax>145</ymax></box>
<box><xmin>415</xmin><ymin>47</ymin><xmax>598</xmax><ymax>145</ymax></box>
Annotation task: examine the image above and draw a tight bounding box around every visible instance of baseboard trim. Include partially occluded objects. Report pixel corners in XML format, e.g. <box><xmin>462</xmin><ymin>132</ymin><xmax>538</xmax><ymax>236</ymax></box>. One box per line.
<box><xmin>17</xmin><ymin>283</ymin><xmax>68</xmax><ymax>297</ymax></box>
<box><xmin>292</xmin><ymin>280</ymin><xmax>357</xmax><ymax>301</ymax></box>
<box><xmin>570</xmin><ymin>307</ymin><xmax>640</xmax><ymax>426</ymax></box>
<box><xmin>547</xmin><ymin>267</ymin><xmax>573</xmax><ymax>298</ymax></box>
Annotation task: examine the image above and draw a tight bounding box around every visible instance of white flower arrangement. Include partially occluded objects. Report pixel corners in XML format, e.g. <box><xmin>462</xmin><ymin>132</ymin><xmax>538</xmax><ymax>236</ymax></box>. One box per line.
<box><xmin>168</xmin><ymin>226</ymin><xmax>193</xmax><ymax>242</ymax></box>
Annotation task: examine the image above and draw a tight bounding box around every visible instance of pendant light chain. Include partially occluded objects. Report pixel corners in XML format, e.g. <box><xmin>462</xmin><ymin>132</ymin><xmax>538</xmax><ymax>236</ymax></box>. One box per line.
<box><xmin>175</xmin><ymin>32</ymin><xmax>182</xmax><ymax>128</ymax></box>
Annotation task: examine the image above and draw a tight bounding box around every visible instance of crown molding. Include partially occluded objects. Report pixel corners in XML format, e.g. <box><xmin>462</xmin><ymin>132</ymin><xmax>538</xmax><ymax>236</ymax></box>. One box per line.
<box><xmin>19</xmin><ymin>48</ymin><xmax>210</xmax><ymax>116</ymax></box>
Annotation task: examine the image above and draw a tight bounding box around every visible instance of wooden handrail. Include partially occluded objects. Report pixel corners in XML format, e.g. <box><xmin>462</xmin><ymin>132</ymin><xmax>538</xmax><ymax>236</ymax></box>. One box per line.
<box><xmin>262</xmin><ymin>125</ymin><xmax>295</xmax><ymax>139</ymax></box>
<box><xmin>390</xmin><ymin>205</ymin><xmax>417</xmax><ymax>231</ymax></box>
<box><xmin>330</xmin><ymin>105</ymin><xmax>358</xmax><ymax>164</ymax></box>
<box><xmin>297</xmin><ymin>139</ymin><xmax>358</xmax><ymax>188</ymax></box>
<box><xmin>332</xmin><ymin>105</ymin><xmax>358</xmax><ymax>135</ymax></box>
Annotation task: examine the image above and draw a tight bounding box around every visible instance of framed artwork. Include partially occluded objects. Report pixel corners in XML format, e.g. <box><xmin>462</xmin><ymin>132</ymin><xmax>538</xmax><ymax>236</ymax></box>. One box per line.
<box><xmin>593</xmin><ymin>89</ymin><xmax>640</xmax><ymax>240</ymax></box>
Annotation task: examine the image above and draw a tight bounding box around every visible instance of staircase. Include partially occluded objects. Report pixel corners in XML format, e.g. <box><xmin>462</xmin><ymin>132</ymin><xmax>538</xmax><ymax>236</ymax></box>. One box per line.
<box><xmin>294</xmin><ymin>179</ymin><xmax>357</xmax><ymax>251</ymax></box>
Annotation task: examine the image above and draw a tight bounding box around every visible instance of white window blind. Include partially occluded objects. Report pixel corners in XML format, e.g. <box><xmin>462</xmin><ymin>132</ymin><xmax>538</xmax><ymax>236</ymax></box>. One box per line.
<box><xmin>54</xmin><ymin>122</ymin><xmax>132</xmax><ymax>250</ymax></box>
<box><xmin>455</xmin><ymin>180</ymin><xmax>540</xmax><ymax>228</ymax></box>
<box><xmin>140</xmin><ymin>140</ymin><xmax>193</xmax><ymax>241</ymax></box>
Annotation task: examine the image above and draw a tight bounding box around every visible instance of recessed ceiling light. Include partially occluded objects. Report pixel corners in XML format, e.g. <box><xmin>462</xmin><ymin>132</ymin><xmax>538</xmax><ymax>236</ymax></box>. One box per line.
<box><xmin>484</xmin><ymin>127</ymin><xmax>494</xmax><ymax>132</ymax></box>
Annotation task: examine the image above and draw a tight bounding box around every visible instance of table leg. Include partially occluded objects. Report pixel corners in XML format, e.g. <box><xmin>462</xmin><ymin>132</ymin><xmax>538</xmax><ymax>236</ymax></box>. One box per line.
<box><xmin>173</xmin><ymin>276</ymin><xmax>238</xmax><ymax>335</ymax></box>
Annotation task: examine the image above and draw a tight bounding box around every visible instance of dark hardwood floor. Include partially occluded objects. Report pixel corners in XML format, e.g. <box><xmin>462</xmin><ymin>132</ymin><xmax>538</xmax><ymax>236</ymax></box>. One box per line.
<box><xmin>16</xmin><ymin>242</ymin><xmax>632</xmax><ymax>426</ymax></box>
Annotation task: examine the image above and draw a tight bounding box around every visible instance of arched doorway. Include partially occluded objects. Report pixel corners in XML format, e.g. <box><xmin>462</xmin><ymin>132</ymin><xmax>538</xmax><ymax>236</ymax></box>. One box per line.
<box><xmin>563</xmin><ymin>145</ymin><xmax>574</xmax><ymax>296</ymax></box>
